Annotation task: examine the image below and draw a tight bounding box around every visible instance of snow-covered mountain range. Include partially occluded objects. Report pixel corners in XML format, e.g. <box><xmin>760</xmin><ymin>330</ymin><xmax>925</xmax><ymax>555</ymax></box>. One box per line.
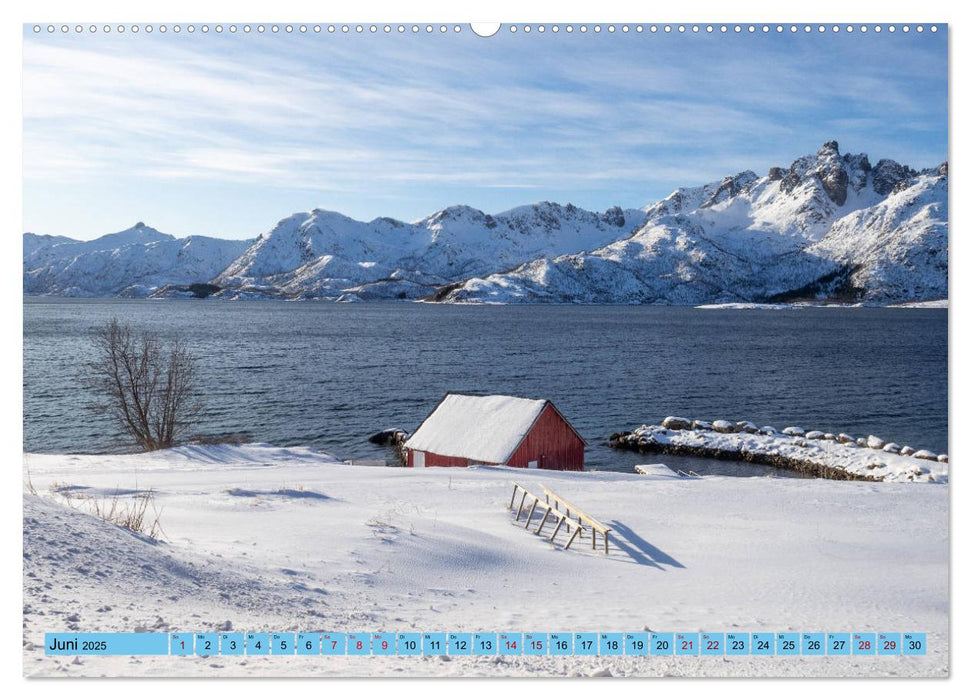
<box><xmin>23</xmin><ymin>223</ymin><xmax>253</xmax><ymax>298</ymax></box>
<box><xmin>441</xmin><ymin>142</ymin><xmax>947</xmax><ymax>304</ymax></box>
<box><xmin>212</xmin><ymin>202</ymin><xmax>647</xmax><ymax>300</ymax></box>
<box><xmin>23</xmin><ymin>141</ymin><xmax>947</xmax><ymax>304</ymax></box>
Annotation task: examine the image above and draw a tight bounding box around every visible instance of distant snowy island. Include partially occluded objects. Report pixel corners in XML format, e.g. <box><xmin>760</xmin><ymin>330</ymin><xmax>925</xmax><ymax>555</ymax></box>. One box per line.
<box><xmin>23</xmin><ymin>141</ymin><xmax>947</xmax><ymax>306</ymax></box>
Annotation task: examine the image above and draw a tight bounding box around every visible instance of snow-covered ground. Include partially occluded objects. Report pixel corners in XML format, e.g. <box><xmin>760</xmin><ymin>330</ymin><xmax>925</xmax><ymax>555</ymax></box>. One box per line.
<box><xmin>23</xmin><ymin>444</ymin><xmax>947</xmax><ymax>678</ymax></box>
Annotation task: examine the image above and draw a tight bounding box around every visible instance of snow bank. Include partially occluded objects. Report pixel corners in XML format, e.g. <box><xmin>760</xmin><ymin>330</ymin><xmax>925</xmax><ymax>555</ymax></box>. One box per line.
<box><xmin>695</xmin><ymin>303</ymin><xmax>798</xmax><ymax>310</ymax></box>
<box><xmin>891</xmin><ymin>299</ymin><xmax>948</xmax><ymax>309</ymax></box>
<box><xmin>633</xmin><ymin>463</ymin><xmax>679</xmax><ymax>477</ymax></box>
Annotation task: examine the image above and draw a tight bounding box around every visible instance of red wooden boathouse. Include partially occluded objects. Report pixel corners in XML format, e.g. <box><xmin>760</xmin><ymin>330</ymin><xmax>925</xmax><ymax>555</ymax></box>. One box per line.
<box><xmin>403</xmin><ymin>393</ymin><xmax>585</xmax><ymax>471</ymax></box>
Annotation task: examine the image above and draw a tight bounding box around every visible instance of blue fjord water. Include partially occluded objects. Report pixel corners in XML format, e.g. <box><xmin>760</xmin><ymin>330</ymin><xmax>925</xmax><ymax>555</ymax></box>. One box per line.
<box><xmin>23</xmin><ymin>298</ymin><xmax>947</xmax><ymax>474</ymax></box>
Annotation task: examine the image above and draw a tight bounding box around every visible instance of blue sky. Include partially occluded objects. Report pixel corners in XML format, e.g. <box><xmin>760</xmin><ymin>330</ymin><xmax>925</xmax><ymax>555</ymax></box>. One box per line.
<box><xmin>23</xmin><ymin>25</ymin><xmax>947</xmax><ymax>240</ymax></box>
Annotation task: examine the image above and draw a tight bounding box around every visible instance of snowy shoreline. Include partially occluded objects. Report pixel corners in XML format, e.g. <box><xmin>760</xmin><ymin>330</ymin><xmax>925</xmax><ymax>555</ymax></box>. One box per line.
<box><xmin>610</xmin><ymin>419</ymin><xmax>948</xmax><ymax>483</ymax></box>
<box><xmin>22</xmin><ymin>444</ymin><xmax>947</xmax><ymax>677</ymax></box>
<box><xmin>694</xmin><ymin>299</ymin><xmax>947</xmax><ymax>310</ymax></box>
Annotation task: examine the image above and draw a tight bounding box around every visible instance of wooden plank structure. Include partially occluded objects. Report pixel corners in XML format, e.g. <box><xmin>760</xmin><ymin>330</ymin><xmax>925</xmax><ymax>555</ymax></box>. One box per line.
<box><xmin>540</xmin><ymin>485</ymin><xmax>612</xmax><ymax>555</ymax></box>
<box><xmin>508</xmin><ymin>483</ymin><xmax>585</xmax><ymax>551</ymax></box>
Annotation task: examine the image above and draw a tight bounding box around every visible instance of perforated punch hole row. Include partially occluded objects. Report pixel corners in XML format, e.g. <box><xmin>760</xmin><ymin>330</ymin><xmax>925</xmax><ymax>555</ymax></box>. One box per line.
<box><xmin>29</xmin><ymin>23</ymin><xmax>941</xmax><ymax>34</ymax></box>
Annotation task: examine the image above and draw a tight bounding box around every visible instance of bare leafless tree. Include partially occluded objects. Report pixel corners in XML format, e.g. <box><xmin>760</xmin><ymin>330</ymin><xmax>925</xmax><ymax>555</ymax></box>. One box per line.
<box><xmin>86</xmin><ymin>318</ymin><xmax>201</xmax><ymax>451</ymax></box>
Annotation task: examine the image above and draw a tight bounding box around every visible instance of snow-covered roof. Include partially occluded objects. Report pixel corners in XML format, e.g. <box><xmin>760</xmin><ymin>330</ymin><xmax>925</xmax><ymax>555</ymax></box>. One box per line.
<box><xmin>404</xmin><ymin>394</ymin><xmax>550</xmax><ymax>464</ymax></box>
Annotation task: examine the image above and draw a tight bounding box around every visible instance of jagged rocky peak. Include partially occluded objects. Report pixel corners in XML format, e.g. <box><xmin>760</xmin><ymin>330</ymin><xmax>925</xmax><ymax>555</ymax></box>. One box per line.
<box><xmin>818</xmin><ymin>139</ymin><xmax>840</xmax><ymax>156</ymax></box>
<box><xmin>509</xmin><ymin>201</ymin><xmax>569</xmax><ymax>232</ymax></box>
<box><xmin>812</xmin><ymin>140</ymin><xmax>851</xmax><ymax>206</ymax></box>
<box><xmin>513</xmin><ymin>200</ymin><xmax>582</xmax><ymax>219</ymax></box>
<box><xmin>499</xmin><ymin>201</ymin><xmax>600</xmax><ymax>234</ymax></box>
<box><xmin>700</xmin><ymin>171</ymin><xmax>758</xmax><ymax>208</ymax></box>
<box><xmin>601</xmin><ymin>205</ymin><xmax>626</xmax><ymax>227</ymax></box>
<box><xmin>778</xmin><ymin>140</ymin><xmax>875</xmax><ymax>206</ymax></box>
<box><xmin>872</xmin><ymin>159</ymin><xmax>916</xmax><ymax>196</ymax></box>
<box><xmin>819</xmin><ymin>163</ymin><xmax>850</xmax><ymax>205</ymax></box>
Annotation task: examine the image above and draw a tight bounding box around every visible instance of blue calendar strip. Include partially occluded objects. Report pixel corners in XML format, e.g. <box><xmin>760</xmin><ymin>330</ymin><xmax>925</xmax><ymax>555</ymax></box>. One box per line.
<box><xmin>43</xmin><ymin>631</ymin><xmax>929</xmax><ymax>656</ymax></box>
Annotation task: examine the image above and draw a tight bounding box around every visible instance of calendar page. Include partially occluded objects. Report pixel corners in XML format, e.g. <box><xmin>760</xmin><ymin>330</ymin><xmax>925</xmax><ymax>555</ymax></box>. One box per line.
<box><xmin>21</xmin><ymin>15</ymin><xmax>948</xmax><ymax>680</ymax></box>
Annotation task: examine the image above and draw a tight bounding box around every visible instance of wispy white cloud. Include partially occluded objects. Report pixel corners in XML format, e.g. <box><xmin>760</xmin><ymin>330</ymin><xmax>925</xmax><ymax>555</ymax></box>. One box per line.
<box><xmin>22</xmin><ymin>30</ymin><xmax>947</xmax><ymax>238</ymax></box>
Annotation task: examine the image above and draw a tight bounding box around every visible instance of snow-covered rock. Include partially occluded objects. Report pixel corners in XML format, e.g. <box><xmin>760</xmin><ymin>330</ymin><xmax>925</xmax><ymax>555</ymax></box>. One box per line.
<box><xmin>883</xmin><ymin>443</ymin><xmax>902</xmax><ymax>454</ymax></box>
<box><xmin>782</xmin><ymin>427</ymin><xmax>806</xmax><ymax>437</ymax></box>
<box><xmin>661</xmin><ymin>416</ymin><xmax>692</xmax><ymax>430</ymax></box>
<box><xmin>805</xmin><ymin>430</ymin><xmax>826</xmax><ymax>440</ymax></box>
<box><xmin>619</xmin><ymin>423</ymin><xmax>947</xmax><ymax>483</ymax></box>
<box><xmin>867</xmin><ymin>435</ymin><xmax>886</xmax><ymax>450</ymax></box>
<box><xmin>808</xmin><ymin>169</ymin><xmax>947</xmax><ymax>303</ymax></box>
<box><xmin>837</xmin><ymin>433</ymin><xmax>855</xmax><ymax>444</ymax></box>
<box><xmin>712</xmin><ymin>420</ymin><xmax>736</xmax><ymax>433</ymax></box>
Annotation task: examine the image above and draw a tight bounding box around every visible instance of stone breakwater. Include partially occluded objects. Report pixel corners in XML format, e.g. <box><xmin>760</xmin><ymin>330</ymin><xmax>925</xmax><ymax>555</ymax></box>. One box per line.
<box><xmin>609</xmin><ymin>417</ymin><xmax>948</xmax><ymax>483</ymax></box>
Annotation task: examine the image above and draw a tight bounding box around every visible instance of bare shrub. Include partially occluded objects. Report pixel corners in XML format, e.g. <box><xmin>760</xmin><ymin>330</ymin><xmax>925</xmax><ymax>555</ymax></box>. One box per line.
<box><xmin>54</xmin><ymin>485</ymin><xmax>166</xmax><ymax>540</ymax></box>
<box><xmin>24</xmin><ymin>466</ymin><xmax>38</xmax><ymax>496</ymax></box>
<box><xmin>85</xmin><ymin>318</ymin><xmax>201</xmax><ymax>451</ymax></box>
